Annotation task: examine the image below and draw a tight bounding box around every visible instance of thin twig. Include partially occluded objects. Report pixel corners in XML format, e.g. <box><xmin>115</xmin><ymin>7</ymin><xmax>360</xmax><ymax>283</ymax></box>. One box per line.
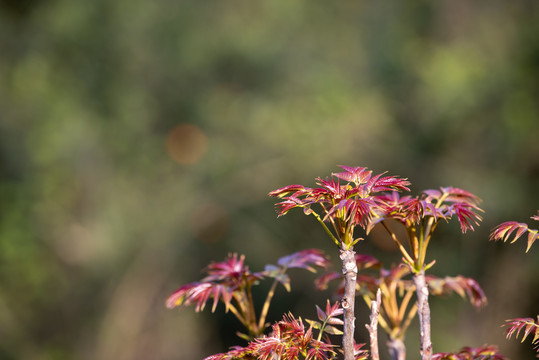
<box><xmin>257</xmin><ymin>273</ymin><xmax>283</xmax><ymax>331</ymax></box>
<box><xmin>365</xmin><ymin>288</ymin><xmax>382</xmax><ymax>360</ymax></box>
<box><xmin>381</xmin><ymin>221</ymin><xmax>414</xmax><ymax>265</ymax></box>
<box><xmin>362</xmin><ymin>294</ymin><xmax>390</xmax><ymax>334</ymax></box>
<box><xmin>397</xmin><ymin>289</ymin><xmax>415</xmax><ymax>327</ymax></box>
<box><xmin>227</xmin><ymin>302</ymin><xmax>248</xmax><ymax>329</ymax></box>
<box><xmin>312</xmin><ymin>211</ymin><xmax>341</xmax><ymax>247</ymax></box>
<box><xmin>245</xmin><ymin>283</ymin><xmax>259</xmax><ymax>336</ymax></box>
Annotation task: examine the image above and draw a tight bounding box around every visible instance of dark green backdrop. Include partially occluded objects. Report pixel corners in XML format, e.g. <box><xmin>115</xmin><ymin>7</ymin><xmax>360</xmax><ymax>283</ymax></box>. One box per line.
<box><xmin>0</xmin><ymin>1</ymin><xmax>538</xmax><ymax>359</ymax></box>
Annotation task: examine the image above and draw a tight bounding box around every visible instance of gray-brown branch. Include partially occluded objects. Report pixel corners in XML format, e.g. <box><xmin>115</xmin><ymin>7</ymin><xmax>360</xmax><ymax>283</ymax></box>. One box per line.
<box><xmin>365</xmin><ymin>288</ymin><xmax>381</xmax><ymax>360</ymax></box>
<box><xmin>340</xmin><ymin>247</ymin><xmax>358</xmax><ymax>360</ymax></box>
<box><xmin>413</xmin><ymin>270</ymin><xmax>432</xmax><ymax>360</ymax></box>
<box><xmin>387</xmin><ymin>338</ymin><xmax>406</xmax><ymax>360</ymax></box>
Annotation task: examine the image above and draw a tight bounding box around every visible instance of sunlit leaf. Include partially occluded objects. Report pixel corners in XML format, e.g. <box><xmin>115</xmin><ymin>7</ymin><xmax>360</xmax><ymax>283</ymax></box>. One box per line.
<box><xmin>315</xmin><ymin>304</ymin><xmax>326</xmax><ymax>322</ymax></box>
<box><xmin>204</xmin><ymin>253</ymin><xmax>257</xmax><ymax>284</ymax></box>
<box><xmin>269</xmin><ymin>165</ymin><xmax>411</xmax><ymax>247</ymax></box>
<box><xmin>305</xmin><ymin>319</ymin><xmax>322</xmax><ymax>330</ymax></box>
<box><xmin>306</xmin><ymin>338</ymin><xmax>337</xmax><ymax>360</ymax></box>
<box><xmin>447</xmin><ymin>203</ymin><xmax>483</xmax><ymax>233</ymax></box>
<box><xmin>269</xmin><ymin>184</ymin><xmax>310</xmax><ymax>198</ymax></box>
<box><xmin>421</xmin><ymin>187</ymin><xmax>483</xmax><ymax>233</ymax></box>
<box><xmin>251</xmin><ymin>335</ymin><xmax>286</xmax><ymax>360</ymax></box>
<box><xmin>368</xmin><ymin>174</ymin><xmax>411</xmax><ymax>194</ymax></box>
<box><xmin>332</xmin><ymin>166</ymin><xmax>371</xmax><ymax>185</ymax></box>
<box><xmin>324</xmin><ymin>300</ymin><xmax>344</xmax><ymax>325</ymax></box>
<box><xmin>203</xmin><ymin>345</ymin><xmax>255</xmax><ymax>360</ymax></box>
<box><xmin>490</xmin><ymin>213</ymin><xmax>539</xmax><ymax>252</ymax></box>
<box><xmin>504</xmin><ymin>316</ymin><xmax>539</xmax><ymax>353</ymax></box>
<box><xmin>166</xmin><ymin>282</ymin><xmax>233</xmax><ymax>313</ymax></box>
<box><xmin>322</xmin><ymin>325</ymin><xmax>343</xmax><ymax>335</ymax></box>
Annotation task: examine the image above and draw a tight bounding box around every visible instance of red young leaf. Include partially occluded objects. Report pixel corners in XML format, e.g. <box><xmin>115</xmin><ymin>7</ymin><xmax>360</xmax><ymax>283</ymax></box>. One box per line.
<box><xmin>322</xmin><ymin>300</ymin><xmax>344</xmax><ymax>325</ymax></box>
<box><xmin>490</xmin><ymin>215</ymin><xmax>539</xmax><ymax>252</ymax></box>
<box><xmin>315</xmin><ymin>304</ymin><xmax>326</xmax><ymax>323</ymax></box>
<box><xmin>367</xmin><ymin>173</ymin><xmax>411</xmax><ymax>194</ymax></box>
<box><xmin>448</xmin><ymin>203</ymin><xmax>483</xmax><ymax>233</ymax></box>
<box><xmin>421</xmin><ymin>199</ymin><xmax>446</xmax><ymax>220</ymax></box>
<box><xmin>166</xmin><ymin>282</ymin><xmax>233</xmax><ymax>313</ymax></box>
<box><xmin>459</xmin><ymin>344</ymin><xmax>507</xmax><ymax>359</ymax></box>
<box><xmin>269</xmin><ymin>166</ymin><xmax>410</xmax><ymax>237</ymax></box>
<box><xmin>504</xmin><ymin>316</ymin><xmax>539</xmax><ymax>353</ymax></box>
<box><xmin>354</xmin><ymin>253</ymin><xmax>382</xmax><ymax>270</ymax></box>
<box><xmin>166</xmin><ymin>253</ymin><xmax>260</xmax><ymax>315</ymax></box>
<box><xmin>325</xmin><ymin>197</ymin><xmax>374</xmax><ymax>228</ymax></box>
<box><xmin>306</xmin><ymin>339</ymin><xmax>337</xmax><ymax>360</ymax></box>
<box><xmin>353</xmin><ymin>342</ymin><xmax>369</xmax><ymax>360</ymax></box>
<box><xmin>204</xmin><ymin>253</ymin><xmax>256</xmax><ymax>284</ymax></box>
<box><xmin>228</xmin><ymin>312</ymin><xmax>339</xmax><ymax>360</ymax></box>
<box><xmin>269</xmin><ymin>184</ymin><xmax>310</xmax><ymax>198</ymax></box>
<box><xmin>427</xmin><ymin>275</ymin><xmax>487</xmax><ymax>309</ymax></box>
<box><xmin>277</xmin><ymin>249</ymin><xmax>330</xmax><ymax>272</ymax></box>
<box><xmin>433</xmin><ymin>344</ymin><xmax>507</xmax><ymax>359</ymax></box>
<box><xmin>251</xmin><ymin>335</ymin><xmax>286</xmax><ymax>360</ymax></box>
<box><xmin>325</xmin><ymin>300</ymin><xmax>344</xmax><ymax>319</ymax></box>
<box><xmin>314</xmin><ymin>176</ymin><xmax>350</xmax><ymax>200</ymax></box>
<box><xmin>263</xmin><ymin>249</ymin><xmax>329</xmax><ymax>291</ymax></box>
<box><xmin>442</xmin><ymin>187</ymin><xmax>482</xmax><ymax>206</ymax></box>
<box><xmin>166</xmin><ymin>282</ymin><xmax>203</xmax><ymax>309</ymax></box>
<box><xmin>313</xmin><ymin>301</ymin><xmax>343</xmax><ymax>335</ymax></box>
<box><xmin>333</xmin><ymin>166</ymin><xmax>371</xmax><ymax>185</ymax></box>
<box><xmin>425</xmin><ymin>187</ymin><xmax>481</xmax><ymax>207</ymax></box>
<box><xmin>314</xmin><ymin>272</ymin><xmax>342</xmax><ymax>291</ymax></box>
<box><xmin>203</xmin><ymin>345</ymin><xmax>254</xmax><ymax>360</ymax></box>
<box><xmin>422</xmin><ymin>187</ymin><xmax>483</xmax><ymax>233</ymax></box>
<box><xmin>273</xmin><ymin>196</ymin><xmax>315</xmax><ymax>217</ymax></box>
<box><xmin>371</xmin><ymin>192</ymin><xmax>423</xmax><ymax>226</ymax></box>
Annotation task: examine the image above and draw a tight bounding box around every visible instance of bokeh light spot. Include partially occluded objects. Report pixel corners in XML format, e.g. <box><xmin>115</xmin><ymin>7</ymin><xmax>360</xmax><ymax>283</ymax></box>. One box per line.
<box><xmin>166</xmin><ymin>123</ymin><xmax>208</xmax><ymax>165</ymax></box>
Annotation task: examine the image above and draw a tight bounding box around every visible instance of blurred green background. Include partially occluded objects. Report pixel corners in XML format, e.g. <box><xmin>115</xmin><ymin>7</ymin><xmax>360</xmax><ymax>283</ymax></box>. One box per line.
<box><xmin>1</xmin><ymin>1</ymin><xmax>538</xmax><ymax>359</ymax></box>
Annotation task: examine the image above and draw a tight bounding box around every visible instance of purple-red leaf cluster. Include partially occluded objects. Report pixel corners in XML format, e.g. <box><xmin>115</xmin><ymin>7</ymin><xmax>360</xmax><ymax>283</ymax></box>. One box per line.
<box><xmin>433</xmin><ymin>344</ymin><xmax>507</xmax><ymax>359</ymax></box>
<box><xmin>269</xmin><ymin>166</ymin><xmax>410</xmax><ymax>233</ymax></box>
<box><xmin>422</xmin><ymin>187</ymin><xmax>483</xmax><ymax>233</ymax></box>
<box><xmin>332</xmin><ymin>166</ymin><xmax>410</xmax><ymax>195</ymax></box>
<box><xmin>427</xmin><ymin>275</ymin><xmax>487</xmax><ymax>309</ymax></box>
<box><xmin>277</xmin><ymin>249</ymin><xmax>330</xmax><ymax>272</ymax></box>
<box><xmin>166</xmin><ymin>253</ymin><xmax>253</xmax><ymax>312</ymax></box>
<box><xmin>504</xmin><ymin>316</ymin><xmax>539</xmax><ymax>354</ymax></box>
<box><xmin>307</xmin><ymin>300</ymin><xmax>344</xmax><ymax>336</ymax></box>
<box><xmin>316</xmin><ymin>300</ymin><xmax>344</xmax><ymax>325</ymax></box>
<box><xmin>204</xmin><ymin>313</ymin><xmax>337</xmax><ymax>360</ymax></box>
<box><xmin>490</xmin><ymin>211</ymin><xmax>539</xmax><ymax>252</ymax></box>
<box><xmin>167</xmin><ymin>250</ymin><xmax>328</xmax><ymax>313</ymax></box>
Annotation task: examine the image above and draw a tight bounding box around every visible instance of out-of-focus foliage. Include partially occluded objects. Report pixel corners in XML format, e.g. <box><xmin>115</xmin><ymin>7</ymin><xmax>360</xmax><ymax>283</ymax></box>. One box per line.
<box><xmin>0</xmin><ymin>0</ymin><xmax>538</xmax><ymax>359</ymax></box>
